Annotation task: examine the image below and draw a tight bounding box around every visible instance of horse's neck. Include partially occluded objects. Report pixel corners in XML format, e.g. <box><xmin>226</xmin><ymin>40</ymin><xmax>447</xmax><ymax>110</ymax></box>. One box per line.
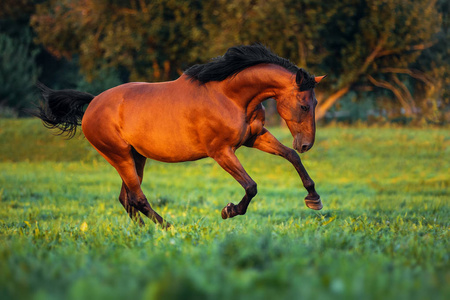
<box><xmin>220</xmin><ymin>65</ymin><xmax>294</xmax><ymax>109</ymax></box>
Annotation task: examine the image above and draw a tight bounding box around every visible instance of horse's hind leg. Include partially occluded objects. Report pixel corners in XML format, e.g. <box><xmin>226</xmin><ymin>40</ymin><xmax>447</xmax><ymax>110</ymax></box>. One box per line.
<box><xmin>116</xmin><ymin>155</ymin><xmax>169</xmax><ymax>227</ymax></box>
<box><xmin>113</xmin><ymin>151</ymin><xmax>169</xmax><ymax>227</ymax></box>
<box><xmin>119</xmin><ymin>183</ymin><xmax>144</xmax><ymax>225</ymax></box>
<box><xmin>86</xmin><ymin>136</ymin><xmax>169</xmax><ymax>227</ymax></box>
<box><xmin>118</xmin><ymin>148</ymin><xmax>147</xmax><ymax>225</ymax></box>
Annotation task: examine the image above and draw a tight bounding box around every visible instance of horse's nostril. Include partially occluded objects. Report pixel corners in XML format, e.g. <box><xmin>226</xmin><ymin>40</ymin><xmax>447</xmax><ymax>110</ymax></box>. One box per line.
<box><xmin>301</xmin><ymin>144</ymin><xmax>309</xmax><ymax>152</ymax></box>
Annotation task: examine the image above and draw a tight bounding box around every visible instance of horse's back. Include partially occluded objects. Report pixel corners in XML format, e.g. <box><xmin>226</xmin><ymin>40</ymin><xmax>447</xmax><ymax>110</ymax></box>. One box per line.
<box><xmin>82</xmin><ymin>79</ymin><xmax>245</xmax><ymax>162</ymax></box>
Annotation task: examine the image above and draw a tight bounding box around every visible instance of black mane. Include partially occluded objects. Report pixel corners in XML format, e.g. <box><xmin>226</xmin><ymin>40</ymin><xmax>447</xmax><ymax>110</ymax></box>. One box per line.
<box><xmin>184</xmin><ymin>44</ymin><xmax>317</xmax><ymax>91</ymax></box>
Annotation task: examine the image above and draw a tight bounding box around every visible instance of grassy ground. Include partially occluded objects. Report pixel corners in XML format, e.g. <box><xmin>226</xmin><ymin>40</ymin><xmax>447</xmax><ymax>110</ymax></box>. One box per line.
<box><xmin>0</xmin><ymin>119</ymin><xmax>449</xmax><ymax>300</ymax></box>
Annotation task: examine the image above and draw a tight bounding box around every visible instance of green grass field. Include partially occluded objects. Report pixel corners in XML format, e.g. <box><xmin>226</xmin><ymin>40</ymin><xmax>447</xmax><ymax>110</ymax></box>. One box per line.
<box><xmin>0</xmin><ymin>119</ymin><xmax>449</xmax><ymax>300</ymax></box>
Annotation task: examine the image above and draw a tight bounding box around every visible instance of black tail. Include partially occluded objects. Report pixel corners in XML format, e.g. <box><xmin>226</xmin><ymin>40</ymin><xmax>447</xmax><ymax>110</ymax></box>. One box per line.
<box><xmin>31</xmin><ymin>82</ymin><xmax>95</xmax><ymax>138</ymax></box>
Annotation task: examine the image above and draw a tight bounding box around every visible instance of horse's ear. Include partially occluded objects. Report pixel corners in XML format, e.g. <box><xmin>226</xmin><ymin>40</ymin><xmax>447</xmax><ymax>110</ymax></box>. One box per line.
<box><xmin>296</xmin><ymin>68</ymin><xmax>307</xmax><ymax>85</ymax></box>
<box><xmin>314</xmin><ymin>75</ymin><xmax>327</xmax><ymax>84</ymax></box>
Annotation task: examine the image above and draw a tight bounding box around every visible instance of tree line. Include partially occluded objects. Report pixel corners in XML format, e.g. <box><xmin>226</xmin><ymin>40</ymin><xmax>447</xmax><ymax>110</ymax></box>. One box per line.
<box><xmin>1</xmin><ymin>0</ymin><xmax>449</xmax><ymax>124</ymax></box>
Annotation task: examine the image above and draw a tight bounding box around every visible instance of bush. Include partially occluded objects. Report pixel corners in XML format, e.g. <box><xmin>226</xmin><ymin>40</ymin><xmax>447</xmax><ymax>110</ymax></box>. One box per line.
<box><xmin>0</xmin><ymin>30</ymin><xmax>40</xmax><ymax>116</ymax></box>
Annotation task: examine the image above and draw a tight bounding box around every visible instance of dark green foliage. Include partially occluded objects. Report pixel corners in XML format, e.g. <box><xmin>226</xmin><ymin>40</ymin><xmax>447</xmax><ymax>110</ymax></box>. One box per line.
<box><xmin>0</xmin><ymin>0</ymin><xmax>448</xmax><ymax>122</ymax></box>
<box><xmin>75</xmin><ymin>68</ymin><xmax>122</xmax><ymax>96</ymax></box>
<box><xmin>0</xmin><ymin>31</ymin><xmax>40</xmax><ymax>115</ymax></box>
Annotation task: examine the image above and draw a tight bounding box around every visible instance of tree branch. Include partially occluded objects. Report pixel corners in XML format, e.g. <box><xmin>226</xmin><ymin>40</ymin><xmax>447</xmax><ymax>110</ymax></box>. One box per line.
<box><xmin>392</xmin><ymin>74</ymin><xmax>416</xmax><ymax>112</ymax></box>
<box><xmin>359</xmin><ymin>37</ymin><xmax>387</xmax><ymax>74</ymax></box>
<box><xmin>377</xmin><ymin>41</ymin><xmax>436</xmax><ymax>58</ymax></box>
<box><xmin>315</xmin><ymin>86</ymin><xmax>351</xmax><ymax>120</ymax></box>
<box><xmin>315</xmin><ymin>37</ymin><xmax>387</xmax><ymax>120</ymax></box>
<box><xmin>139</xmin><ymin>0</ymin><xmax>149</xmax><ymax>14</ymax></box>
<box><xmin>379</xmin><ymin>68</ymin><xmax>435</xmax><ymax>86</ymax></box>
<box><xmin>367</xmin><ymin>75</ymin><xmax>412</xmax><ymax>115</ymax></box>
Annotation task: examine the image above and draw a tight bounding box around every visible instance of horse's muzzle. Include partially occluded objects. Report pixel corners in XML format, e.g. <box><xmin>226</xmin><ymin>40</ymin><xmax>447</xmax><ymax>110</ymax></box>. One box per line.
<box><xmin>293</xmin><ymin>134</ymin><xmax>314</xmax><ymax>153</ymax></box>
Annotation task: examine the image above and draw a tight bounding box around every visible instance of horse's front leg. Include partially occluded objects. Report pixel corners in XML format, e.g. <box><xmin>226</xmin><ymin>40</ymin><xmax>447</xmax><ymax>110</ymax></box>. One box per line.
<box><xmin>249</xmin><ymin>128</ymin><xmax>323</xmax><ymax>210</ymax></box>
<box><xmin>211</xmin><ymin>147</ymin><xmax>257</xmax><ymax>219</ymax></box>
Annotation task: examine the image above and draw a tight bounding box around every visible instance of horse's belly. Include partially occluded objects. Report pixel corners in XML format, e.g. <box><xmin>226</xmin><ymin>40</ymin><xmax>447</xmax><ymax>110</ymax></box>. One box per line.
<box><xmin>123</xmin><ymin>122</ymin><xmax>208</xmax><ymax>163</ymax></box>
<box><xmin>132</xmin><ymin>141</ymin><xmax>208</xmax><ymax>163</ymax></box>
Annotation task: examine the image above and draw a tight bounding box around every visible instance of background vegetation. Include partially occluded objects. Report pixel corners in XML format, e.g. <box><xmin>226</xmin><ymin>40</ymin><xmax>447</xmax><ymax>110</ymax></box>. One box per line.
<box><xmin>0</xmin><ymin>0</ymin><xmax>449</xmax><ymax>123</ymax></box>
<box><xmin>0</xmin><ymin>119</ymin><xmax>449</xmax><ymax>299</ymax></box>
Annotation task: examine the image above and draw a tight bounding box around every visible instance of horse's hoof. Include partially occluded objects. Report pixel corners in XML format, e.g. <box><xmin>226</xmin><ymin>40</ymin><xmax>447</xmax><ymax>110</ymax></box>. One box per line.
<box><xmin>305</xmin><ymin>197</ymin><xmax>323</xmax><ymax>210</ymax></box>
<box><xmin>157</xmin><ymin>220</ymin><xmax>172</xmax><ymax>230</ymax></box>
<box><xmin>221</xmin><ymin>203</ymin><xmax>238</xmax><ymax>219</ymax></box>
<box><xmin>164</xmin><ymin>222</ymin><xmax>173</xmax><ymax>231</ymax></box>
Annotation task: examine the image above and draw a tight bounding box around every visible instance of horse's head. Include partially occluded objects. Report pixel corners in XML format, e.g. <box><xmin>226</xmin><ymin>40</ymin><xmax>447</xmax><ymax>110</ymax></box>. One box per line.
<box><xmin>277</xmin><ymin>69</ymin><xmax>326</xmax><ymax>153</ymax></box>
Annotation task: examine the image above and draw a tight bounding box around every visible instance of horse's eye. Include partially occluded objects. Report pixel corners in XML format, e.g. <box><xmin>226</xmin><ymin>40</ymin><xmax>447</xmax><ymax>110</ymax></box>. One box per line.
<box><xmin>301</xmin><ymin>105</ymin><xmax>310</xmax><ymax>112</ymax></box>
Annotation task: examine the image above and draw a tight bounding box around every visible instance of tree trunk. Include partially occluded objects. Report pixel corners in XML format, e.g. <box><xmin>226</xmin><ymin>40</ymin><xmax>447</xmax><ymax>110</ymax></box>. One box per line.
<box><xmin>315</xmin><ymin>86</ymin><xmax>351</xmax><ymax>121</ymax></box>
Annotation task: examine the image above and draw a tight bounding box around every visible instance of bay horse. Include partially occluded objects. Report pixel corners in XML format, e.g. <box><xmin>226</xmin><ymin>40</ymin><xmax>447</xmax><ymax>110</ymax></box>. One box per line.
<box><xmin>34</xmin><ymin>44</ymin><xmax>325</xmax><ymax>228</ymax></box>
